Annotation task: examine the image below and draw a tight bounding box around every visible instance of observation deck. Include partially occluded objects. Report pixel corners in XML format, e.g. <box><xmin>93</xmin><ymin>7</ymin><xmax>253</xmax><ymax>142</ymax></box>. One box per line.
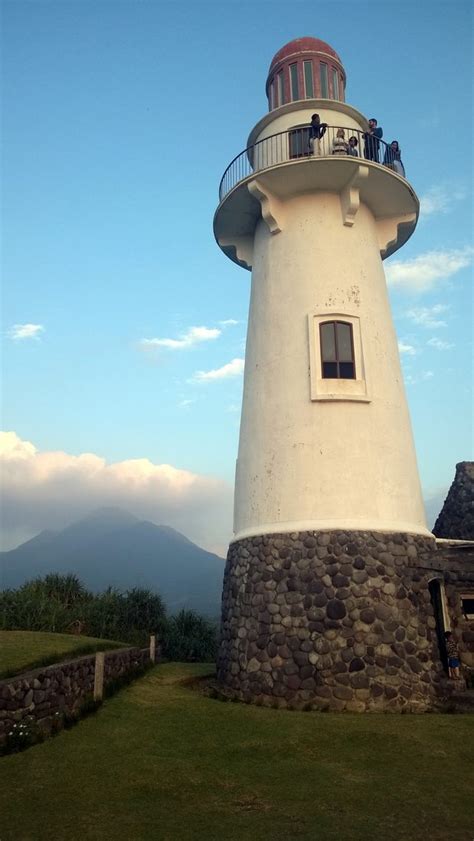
<box><xmin>214</xmin><ymin>123</ymin><xmax>419</xmax><ymax>270</ymax></box>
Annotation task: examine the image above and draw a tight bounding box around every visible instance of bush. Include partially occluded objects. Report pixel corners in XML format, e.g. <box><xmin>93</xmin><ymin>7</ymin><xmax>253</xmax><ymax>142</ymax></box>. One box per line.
<box><xmin>162</xmin><ymin>610</ymin><xmax>217</xmax><ymax>662</ymax></box>
<box><xmin>0</xmin><ymin>574</ymin><xmax>91</xmax><ymax>633</ymax></box>
<box><xmin>2</xmin><ymin>718</ymin><xmax>42</xmax><ymax>754</ymax></box>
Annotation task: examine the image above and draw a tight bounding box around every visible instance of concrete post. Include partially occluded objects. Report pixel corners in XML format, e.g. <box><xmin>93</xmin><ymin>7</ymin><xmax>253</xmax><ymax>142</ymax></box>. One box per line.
<box><xmin>93</xmin><ymin>651</ymin><xmax>105</xmax><ymax>701</ymax></box>
<box><xmin>149</xmin><ymin>634</ymin><xmax>156</xmax><ymax>663</ymax></box>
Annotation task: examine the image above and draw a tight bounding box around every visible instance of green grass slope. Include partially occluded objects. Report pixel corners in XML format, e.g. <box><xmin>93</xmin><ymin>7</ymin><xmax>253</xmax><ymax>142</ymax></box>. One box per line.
<box><xmin>0</xmin><ymin>631</ymin><xmax>125</xmax><ymax>679</ymax></box>
<box><xmin>1</xmin><ymin>663</ymin><xmax>473</xmax><ymax>841</ymax></box>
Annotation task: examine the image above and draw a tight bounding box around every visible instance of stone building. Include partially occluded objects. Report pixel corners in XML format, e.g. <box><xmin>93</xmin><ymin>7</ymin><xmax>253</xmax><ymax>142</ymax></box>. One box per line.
<box><xmin>434</xmin><ymin>462</ymin><xmax>474</xmax><ymax>541</ymax></box>
<box><xmin>213</xmin><ymin>37</ymin><xmax>474</xmax><ymax>711</ymax></box>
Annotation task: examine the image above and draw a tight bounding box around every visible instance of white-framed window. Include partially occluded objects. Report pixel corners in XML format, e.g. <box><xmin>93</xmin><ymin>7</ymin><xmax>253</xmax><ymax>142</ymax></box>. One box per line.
<box><xmin>308</xmin><ymin>312</ymin><xmax>370</xmax><ymax>402</ymax></box>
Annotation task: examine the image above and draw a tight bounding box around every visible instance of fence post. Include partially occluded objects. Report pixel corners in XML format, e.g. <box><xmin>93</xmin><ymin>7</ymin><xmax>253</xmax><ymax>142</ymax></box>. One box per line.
<box><xmin>94</xmin><ymin>651</ymin><xmax>105</xmax><ymax>701</ymax></box>
<box><xmin>149</xmin><ymin>634</ymin><xmax>156</xmax><ymax>663</ymax></box>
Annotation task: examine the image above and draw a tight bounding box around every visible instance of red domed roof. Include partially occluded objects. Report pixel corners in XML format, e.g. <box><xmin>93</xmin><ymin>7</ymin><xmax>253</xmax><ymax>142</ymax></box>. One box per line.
<box><xmin>269</xmin><ymin>37</ymin><xmax>342</xmax><ymax>72</ymax></box>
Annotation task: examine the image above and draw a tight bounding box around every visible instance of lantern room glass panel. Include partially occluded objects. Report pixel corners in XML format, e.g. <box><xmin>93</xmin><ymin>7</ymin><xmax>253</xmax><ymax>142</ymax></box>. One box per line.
<box><xmin>290</xmin><ymin>63</ymin><xmax>299</xmax><ymax>101</ymax></box>
<box><xmin>303</xmin><ymin>61</ymin><xmax>314</xmax><ymax>98</ymax></box>
<box><xmin>277</xmin><ymin>71</ymin><xmax>285</xmax><ymax>105</ymax></box>
<box><xmin>320</xmin><ymin>63</ymin><xmax>328</xmax><ymax>98</ymax></box>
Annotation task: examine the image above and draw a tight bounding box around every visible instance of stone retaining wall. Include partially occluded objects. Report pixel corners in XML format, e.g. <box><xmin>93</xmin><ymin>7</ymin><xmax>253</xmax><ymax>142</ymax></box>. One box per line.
<box><xmin>217</xmin><ymin>530</ymin><xmax>446</xmax><ymax>711</ymax></box>
<box><xmin>0</xmin><ymin>646</ymin><xmax>150</xmax><ymax>741</ymax></box>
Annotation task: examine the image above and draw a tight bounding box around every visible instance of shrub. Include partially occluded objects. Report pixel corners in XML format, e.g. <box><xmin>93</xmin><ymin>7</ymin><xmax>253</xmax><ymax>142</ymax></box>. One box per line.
<box><xmin>162</xmin><ymin>610</ymin><xmax>217</xmax><ymax>662</ymax></box>
<box><xmin>2</xmin><ymin>718</ymin><xmax>42</xmax><ymax>754</ymax></box>
<box><xmin>0</xmin><ymin>574</ymin><xmax>92</xmax><ymax>633</ymax></box>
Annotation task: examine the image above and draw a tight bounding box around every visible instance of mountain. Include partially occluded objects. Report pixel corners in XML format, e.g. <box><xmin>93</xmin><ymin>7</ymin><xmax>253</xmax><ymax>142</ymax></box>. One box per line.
<box><xmin>0</xmin><ymin>508</ymin><xmax>225</xmax><ymax>616</ymax></box>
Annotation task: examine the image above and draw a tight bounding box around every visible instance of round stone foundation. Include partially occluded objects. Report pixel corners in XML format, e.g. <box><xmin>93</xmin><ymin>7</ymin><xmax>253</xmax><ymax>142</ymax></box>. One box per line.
<box><xmin>217</xmin><ymin>530</ymin><xmax>445</xmax><ymax>711</ymax></box>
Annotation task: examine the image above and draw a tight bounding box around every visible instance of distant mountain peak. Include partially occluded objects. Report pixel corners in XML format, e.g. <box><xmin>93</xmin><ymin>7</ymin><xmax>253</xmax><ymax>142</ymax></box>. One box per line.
<box><xmin>79</xmin><ymin>507</ymin><xmax>140</xmax><ymax>526</ymax></box>
<box><xmin>131</xmin><ymin>520</ymin><xmax>195</xmax><ymax>546</ymax></box>
<box><xmin>1</xmin><ymin>507</ymin><xmax>224</xmax><ymax>616</ymax></box>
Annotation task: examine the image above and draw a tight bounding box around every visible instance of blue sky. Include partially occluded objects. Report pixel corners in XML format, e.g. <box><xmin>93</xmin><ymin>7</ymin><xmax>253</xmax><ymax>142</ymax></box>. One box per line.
<box><xmin>1</xmin><ymin>0</ymin><xmax>472</xmax><ymax>552</ymax></box>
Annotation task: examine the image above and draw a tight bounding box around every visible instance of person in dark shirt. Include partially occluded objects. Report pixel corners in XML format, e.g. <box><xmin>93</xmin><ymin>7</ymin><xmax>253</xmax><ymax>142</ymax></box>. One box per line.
<box><xmin>308</xmin><ymin>113</ymin><xmax>327</xmax><ymax>156</ymax></box>
<box><xmin>444</xmin><ymin>631</ymin><xmax>460</xmax><ymax>679</ymax></box>
<box><xmin>364</xmin><ymin>118</ymin><xmax>383</xmax><ymax>162</ymax></box>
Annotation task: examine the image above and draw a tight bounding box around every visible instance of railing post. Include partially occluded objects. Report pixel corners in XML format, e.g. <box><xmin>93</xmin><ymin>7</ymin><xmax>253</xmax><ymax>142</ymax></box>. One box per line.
<box><xmin>94</xmin><ymin>651</ymin><xmax>105</xmax><ymax>701</ymax></box>
<box><xmin>149</xmin><ymin>634</ymin><xmax>156</xmax><ymax>663</ymax></box>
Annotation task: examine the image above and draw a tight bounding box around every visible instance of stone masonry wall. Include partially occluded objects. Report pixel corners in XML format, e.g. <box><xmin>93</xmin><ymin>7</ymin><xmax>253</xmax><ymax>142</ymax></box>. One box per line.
<box><xmin>218</xmin><ymin>531</ymin><xmax>445</xmax><ymax>711</ymax></box>
<box><xmin>434</xmin><ymin>461</ymin><xmax>474</xmax><ymax>540</ymax></box>
<box><xmin>0</xmin><ymin>646</ymin><xmax>149</xmax><ymax>741</ymax></box>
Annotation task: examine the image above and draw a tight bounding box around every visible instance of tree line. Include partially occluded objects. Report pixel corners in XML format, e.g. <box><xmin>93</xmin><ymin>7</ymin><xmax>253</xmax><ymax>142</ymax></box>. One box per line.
<box><xmin>0</xmin><ymin>573</ymin><xmax>218</xmax><ymax>662</ymax></box>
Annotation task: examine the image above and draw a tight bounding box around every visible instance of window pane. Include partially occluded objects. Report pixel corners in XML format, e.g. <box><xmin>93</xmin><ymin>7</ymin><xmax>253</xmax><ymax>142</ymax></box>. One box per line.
<box><xmin>339</xmin><ymin>362</ymin><xmax>355</xmax><ymax>379</ymax></box>
<box><xmin>336</xmin><ymin>322</ymin><xmax>353</xmax><ymax>361</ymax></box>
<box><xmin>277</xmin><ymin>71</ymin><xmax>285</xmax><ymax>105</ymax></box>
<box><xmin>323</xmin><ymin>361</ymin><xmax>338</xmax><ymax>378</ymax></box>
<box><xmin>332</xmin><ymin>68</ymin><xmax>339</xmax><ymax>100</ymax></box>
<box><xmin>320</xmin><ymin>63</ymin><xmax>328</xmax><ymax>98</ymax></box>
<box><xmin>320</xmin><ymin>322</ymin><xmax>336</xmax><ymax>361</ymax></box>
<box><xmin>290</xmin><ymin>63</ymin><xmax>299</xmax><ymax>101</ymax></box>
<box><xmin>304</xmin><ymin>61</ymin><xmax>313</xmax><ymax>98</ymax></box>
<box><xmin>269</xmin><ymin>81</ymin><xmax>274</xmax><ymax>109</ymax></box>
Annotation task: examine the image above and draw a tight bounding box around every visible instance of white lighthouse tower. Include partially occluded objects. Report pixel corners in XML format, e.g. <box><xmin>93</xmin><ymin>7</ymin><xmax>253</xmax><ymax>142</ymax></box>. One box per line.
<box><xmin>215</xmin><ymin>38</ymin><xmax>441</xmax><ymax>711</ymax></box>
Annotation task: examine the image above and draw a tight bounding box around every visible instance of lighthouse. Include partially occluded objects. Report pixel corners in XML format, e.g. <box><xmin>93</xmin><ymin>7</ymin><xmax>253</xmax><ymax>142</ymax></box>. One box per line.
<box><xmin>215</xmin><ymin>37</ymin><xmax>443</xmax><ymax>711</ymax></box>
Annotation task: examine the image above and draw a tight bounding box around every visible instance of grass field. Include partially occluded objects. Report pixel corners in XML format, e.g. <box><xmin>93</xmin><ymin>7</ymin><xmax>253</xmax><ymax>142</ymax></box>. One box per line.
<box><xmin>1</xmin><ymin>662</ymin><xmax>473</xmax><ymax>841</ymax></box>
<box><xmin>0</xmin><ymin>631</ymin><xmax>125</xmax><ymax>679</ymax></box>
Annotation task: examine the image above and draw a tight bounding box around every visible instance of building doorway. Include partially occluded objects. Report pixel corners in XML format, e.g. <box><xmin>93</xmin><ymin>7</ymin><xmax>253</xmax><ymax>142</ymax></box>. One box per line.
<box><xmin>429</xmin><ymin>578</ymin><xmax>449</xmax><ymax>672</ymax></box>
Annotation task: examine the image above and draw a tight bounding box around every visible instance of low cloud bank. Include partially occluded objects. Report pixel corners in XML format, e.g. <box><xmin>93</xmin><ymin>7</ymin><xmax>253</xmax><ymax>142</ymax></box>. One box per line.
<box><xmin>0</xmin><ymin>432</ymin><xmax>233</xmax><ymax>556</ymax></box>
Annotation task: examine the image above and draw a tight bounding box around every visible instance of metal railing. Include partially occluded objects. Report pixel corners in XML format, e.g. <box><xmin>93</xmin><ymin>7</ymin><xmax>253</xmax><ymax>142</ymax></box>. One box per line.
<box><xmin>218</xmin><ymin>125</ymin><xmax>406</xmax><ymax>202</ymax></box>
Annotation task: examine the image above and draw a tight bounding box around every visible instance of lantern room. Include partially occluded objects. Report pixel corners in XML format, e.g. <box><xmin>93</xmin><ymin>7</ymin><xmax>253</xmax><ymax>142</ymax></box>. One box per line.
<box><xmin>265</xmin><ymin>36</ymin><xmax>346</xmax><ymax>110</ymax></box>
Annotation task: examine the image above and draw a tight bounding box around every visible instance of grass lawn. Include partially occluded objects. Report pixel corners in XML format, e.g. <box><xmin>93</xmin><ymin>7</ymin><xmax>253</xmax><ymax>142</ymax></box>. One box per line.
<box><xmin>1</xmin><ymin>663</ymin><xmax>473</xmax><ymax>841</ymax></box>
<box><xmin>0</xmin><ymin>631</ymin><xmax>125</xmax><ymax>679</ymax></box>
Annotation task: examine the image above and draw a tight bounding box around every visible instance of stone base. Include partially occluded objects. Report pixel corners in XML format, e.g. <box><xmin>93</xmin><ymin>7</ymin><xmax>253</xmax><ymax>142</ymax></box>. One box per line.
<box><xmin>217</xmin><ymin>530</ymin><xmax>446</xmax><ymax>711</ymax></box>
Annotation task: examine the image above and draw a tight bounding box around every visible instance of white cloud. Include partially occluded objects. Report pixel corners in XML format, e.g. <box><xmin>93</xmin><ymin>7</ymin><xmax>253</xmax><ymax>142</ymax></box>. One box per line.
<box><xmin>386</xmin><ymin>247</ymin><xmax>473</xmax><ymax>293</ymax></box>
<box><xmin>419</xmin><ymin>184</ymin><xmax>467</xmax><ymax>219</ymax></box>
<box><xmin>192</xmin><ymin>358</ymin><xmax>245</xmax><ymax>383</ymax></box>
<box><xmin>8</xmin><ymin>323</ymin><xmax>44</xmax><ymax>341</ymax></box>
<box><xmin>178</xmin><ymin>398</ymin><xmax>195</xmax><ymax>409</ymax></box>
<box><xmin>406</xmin><ymin>304</ymin><xmax>449</xmax><ymax>329</ymax></box>
<box><xmin>219</xmin><ymin>319</ymin><xmax>239</xmax><ymax>327</ymax></box>
<box><xmin>398</xmin><ymin>340</ymin><xmax>416</xmax><ymax>356</ymax></box>
<box><xmin>141</xmin><ymin>325</ymin><xmax>221</xmax><ymax>350</ymax></box>
<box><xmin>404</xmin><ymin>370</ymin><xmax>434</xmax><ymax>386</ymax></box>
<box><xmin>0</xmin><ymin>431</ymin><xmax>232</xmax><ymax>555</ymax></box>
<box><xmin>427</xmin><ymin>337</ymin><xmax>454</xmax><ymax>351</ymax></box>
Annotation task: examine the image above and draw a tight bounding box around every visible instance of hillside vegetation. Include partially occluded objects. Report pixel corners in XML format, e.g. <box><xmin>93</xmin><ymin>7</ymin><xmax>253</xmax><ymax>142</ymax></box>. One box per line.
<box><xmin>0</xmin><ymin>574</ymin><xmax>218</xmax><ymax>664</ymax></box>
<box><xmin>1</xmin><ymin>662</ymin><xmax>473</xmax><ymax>841</ymax></box>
